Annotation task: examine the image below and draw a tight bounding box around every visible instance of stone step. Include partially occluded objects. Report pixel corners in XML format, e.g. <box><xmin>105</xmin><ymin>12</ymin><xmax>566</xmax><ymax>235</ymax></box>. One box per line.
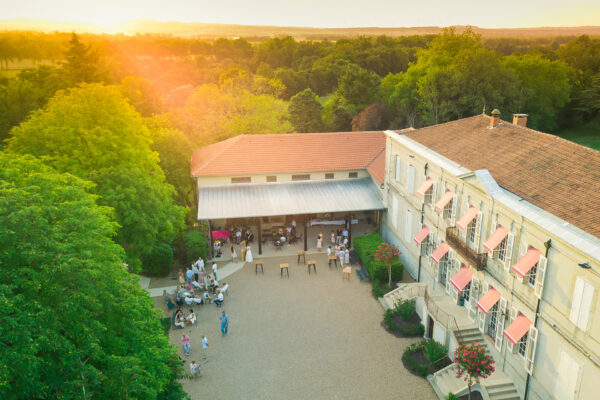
<box><xmin>490</xmin><ymin>393</ymin><xmax>521</xmax><ymax>400</ymax></box>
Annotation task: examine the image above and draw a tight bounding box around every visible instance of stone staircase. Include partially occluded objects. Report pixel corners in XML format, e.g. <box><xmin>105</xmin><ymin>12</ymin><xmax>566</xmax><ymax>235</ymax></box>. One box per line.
<box><xmin>458</xmin><ymin>327</ymin><xmax>487</xmax><ymax>346</ymax></box>
<box><xmin>485</xmin><ymin>380</ymin><xmax>521</xmax><ymax>400</ymax></box>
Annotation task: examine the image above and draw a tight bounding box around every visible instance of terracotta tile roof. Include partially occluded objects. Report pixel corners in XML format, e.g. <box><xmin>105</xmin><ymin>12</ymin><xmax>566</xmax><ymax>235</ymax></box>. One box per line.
<box><xmin>401</xmin><ymin>114</ymin><xmax>600</xmax><ymax>238</ymax></box>
<box><xmin>191</xmin><ymin>131</ymin><xmax>386</xmax><ymax>181</ymax></box>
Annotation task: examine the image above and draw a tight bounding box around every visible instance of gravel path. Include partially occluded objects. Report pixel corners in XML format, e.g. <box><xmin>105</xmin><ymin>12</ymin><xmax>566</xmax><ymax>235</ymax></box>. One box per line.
<box><xmin>160</xmin><ymin>254</ymin><xmax>436</xmax><ymax>400</ymax></box>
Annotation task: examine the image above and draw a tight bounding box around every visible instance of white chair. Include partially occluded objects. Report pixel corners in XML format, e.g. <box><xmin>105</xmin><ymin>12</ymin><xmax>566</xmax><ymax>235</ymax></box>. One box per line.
<box><xmin>221</xmin><ymin>284</ymin><xmax>229</xmax><ymax>296</ymax></box>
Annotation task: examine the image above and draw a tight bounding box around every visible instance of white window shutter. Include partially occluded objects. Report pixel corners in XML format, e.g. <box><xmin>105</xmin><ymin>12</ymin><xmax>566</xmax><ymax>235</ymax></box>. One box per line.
<box><xmin>445</xmin><ymin>250</ymin><xmax>454</xmax><ymax>295</ymax></box>
<box><xmin>469</xmin><ymin>276</ymin><xmax>480</xmax><ymax>321</ymax></box>
<box><xmin>578</xmin><ymin>281</ymin><xmax>595</xmax><ymax>331</ymax></box>
<box><xmin>569</xmin><ymin>277</ymin><xmax>585</xmax><ymax>326</ymax></box>
<box><xmin>451</xmin><ymin>195</ymin><xmax>458</xmax><ymax>225</ymax></box>
<box><xmin>534</xmin><ymin>255</ymin><xmax>547</xmax><ymax>299</ymax></box>
<box><xmin>395</xmin><ymin>156</ymin><xmax>402</xmax><ymax>182</ymax></box>
<box><xmin>478</xmin><ymin>280</ymin><xmax>489</xmax><ymax>332</ymax></box>
<box><xmin>407</xmin><ymin>165</ymin><xmax>415</xmax><ymax>193</ymax></box>
<box><xmin>474</xmin><ymin>212</ymin><xmax>483</xmax><ymax>250</ymax></box>
<box><xmin>525</xmin><ymin>325</ymin><xmax>539</xmax><ymax>374</ymax></box>
<box><xmin>504</xmin><ymin>232</ymin><xmax>514</xmax><ymax>271</ymax></box>
<box><xmin>506</xmin><ymin>306</ymin><xmax>518</xmax><ymax>352</ymax></box>
<box><xmin>404</xmin><ymin>209</ymin><xmax>413</xmax><ymax>242</ymax></box>
<box><xmin>391</xmin><ymin>195</ymin><xmax>398</xmax><ymax>229</ymax></box>
<box><xmin>494</xmin><ymin>297</ymin><xmax>507</xmax><ymax>351</ymax></box>
<box><xmin>431</xmin><ymin>182</ymin><xmax>438</xmax><ymax>207</ymax></box>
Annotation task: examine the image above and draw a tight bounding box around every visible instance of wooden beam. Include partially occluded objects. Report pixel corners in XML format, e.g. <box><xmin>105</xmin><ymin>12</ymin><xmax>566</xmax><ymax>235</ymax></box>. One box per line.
<box><xmin>258</xmin><ymin>220</ymin><xmax>262</xmax><ymax>255</ymax></box>
<box><xmin>303</xmin><ymin>216</ymin><xmax>308</xmax><ymax>251</ymax></box>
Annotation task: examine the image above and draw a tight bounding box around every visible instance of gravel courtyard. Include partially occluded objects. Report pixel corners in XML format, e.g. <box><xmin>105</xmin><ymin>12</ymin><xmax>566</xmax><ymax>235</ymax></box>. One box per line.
<box><xmin>160</xmin><ymin>253</ymin><xmax>436</xmax><ymax>400</ymax></box>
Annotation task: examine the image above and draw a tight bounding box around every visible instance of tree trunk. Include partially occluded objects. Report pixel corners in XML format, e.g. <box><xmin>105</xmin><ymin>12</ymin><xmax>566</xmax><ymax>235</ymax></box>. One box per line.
<box><xmin>388</xmin><ymin>262</ymin><xmax>392</xmax><ymax>287</ymax></box>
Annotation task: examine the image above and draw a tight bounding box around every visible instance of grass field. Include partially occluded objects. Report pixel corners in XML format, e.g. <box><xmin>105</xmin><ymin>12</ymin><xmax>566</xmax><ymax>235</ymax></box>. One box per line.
<box><xmin>0</xmin><ymin>70</ymin><xmax>21</xmax><ymax>78</ymax></box>
<box><xmin>556</xmin><ymin>121</ymin><xmax>600</xmax><ymax>151</ymax></box>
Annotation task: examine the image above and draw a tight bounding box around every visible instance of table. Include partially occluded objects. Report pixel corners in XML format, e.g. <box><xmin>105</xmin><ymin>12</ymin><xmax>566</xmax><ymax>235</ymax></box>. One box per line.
<box><xmin>297</xmin><ymin>251</ymin><xmax>306</xmax><ymax>264</ymax></box>
<box><xmin>342</xmin><ymin>266</ymin><xmax>352</xmax><ymax>281</ymax></box>
<box><xmin>307</xmin><ymin>260</ymin><xmax>317</xmax><ymax>275</ymax></box>
<box><xmin>328</xmin><ymin>255</ymin><xmax>338</xmax><ymax>269</ymax></box>
<box><xmin>280</xmin><ymin>263</ymin><xmax>289</xmax><ymax>278</ymax></box>
<box><xmin>212</xmin><ymin>230</ymin><xmax>230</xmax><ymax>240</ymax></box>
<box><xmin>255</xmin><ymin>259</ymin><xmax>264</xmax><ymax>275</ymax></box>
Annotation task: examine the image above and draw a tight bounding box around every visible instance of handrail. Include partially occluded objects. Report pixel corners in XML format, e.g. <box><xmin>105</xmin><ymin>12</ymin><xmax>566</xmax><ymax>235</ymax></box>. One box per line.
<box><xmin>387</xmin><ymin>284</ymin><xmax>464</xmax><ymax>345</ymax></box>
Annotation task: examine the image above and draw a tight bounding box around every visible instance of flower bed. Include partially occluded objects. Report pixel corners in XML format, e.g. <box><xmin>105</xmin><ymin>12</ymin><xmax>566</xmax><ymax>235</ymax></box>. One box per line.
<box><xmin>402</xmin><ymin>339</ymin><xmax>451</xmax><ymax>378</ymax></box>
<box><xmin>383</xmin><ymin>299</ymin><xmax>425</xmax><ymax>337</ymax></box>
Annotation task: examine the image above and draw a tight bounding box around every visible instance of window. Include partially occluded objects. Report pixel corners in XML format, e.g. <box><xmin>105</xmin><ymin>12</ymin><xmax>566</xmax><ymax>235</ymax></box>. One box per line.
<box><xmin>395</xmin><ymin>156</ymin><xmax>402</xmax><ymax>182</ymax></box>
<box><xmin>443</xmin><ymin>197</ymin><xmax>453</xmax><ymax>220</ymax></box>
<box><xmin>349</xmin><ymin>172</ymin><xmax>358</xmax><ymax>178</ymax></box>
<box><xmin>424</xmin><ymin>185</ymin><xmax>434</xmax><ymax>205</ymax></box>
<box><xmin>406</xmin><ymin>165</ymin><xmax>416</xmax><ymax>193</ymax></box>
<box><xmin>292</xmin><ymin>174</ymin><xmax>310</xmax><ymax>181</ymax></box>
<box><xmin>569</xmin><ymin>277</ymin><xmax>595</xmax><ymax>331</ymax></box>
<box><xmin>440</xmin><ymin>259</ymin><xmax>448</xmax><ymax>286</ymax></box>
<box><xmin>467</xmin><ymin>219</ymin><xmax>477</xmax><ymax>246</ymax></box>
<box><xmin>496</xmin><ymin>235</ymin><xmax>507</xmax><ymax>262</ymax></box>
<box><xmin>267</xmin><ymin>176</ymin><xmax>277</xmax><ymax>182</ymax></box>
<box><xmin>528</xmin><ymin>263</ymin><xmax>538</xmax><ymax>286</ymax></box>
<box><xmin>325</xmin><ymin>173</ymin><xmax>334</xmax><ymax>179</ymax></box>
<box><xmin>390</xmin><ymin>195</ymin><xmax>398</xmax><ymax>229</ymax></box>
<box><xmin>231</xmin><ymin>177</ymin><xmax>251</xmax><ymax>183</ymax></box>
<box><xmin>463</xmin><ymin>283</ymin><xmax>471</xmax><ymax>303</ymax></box>
<box><xmin>518</xmin><ymin>333</ymin><xmax>528</xmax><ymax>358</ymax></box>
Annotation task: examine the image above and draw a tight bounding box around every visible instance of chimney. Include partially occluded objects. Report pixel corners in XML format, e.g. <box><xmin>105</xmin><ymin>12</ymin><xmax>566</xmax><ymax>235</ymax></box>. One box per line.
<box><xmin>512</xmin><ymin>113</ymin><xmax>528</xmax><ymax>127</ymax></box>
<box><xmin>489</xmin><ymin>109</ymin><xmax>501</xmax><ymax>128</ymax></box>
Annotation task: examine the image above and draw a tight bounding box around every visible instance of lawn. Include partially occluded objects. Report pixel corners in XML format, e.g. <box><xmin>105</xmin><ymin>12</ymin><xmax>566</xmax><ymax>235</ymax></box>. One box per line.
<box><xmin>555</xmin><ymin>121</ymin><xmax>600</xmax><ymax>151</ymax></box>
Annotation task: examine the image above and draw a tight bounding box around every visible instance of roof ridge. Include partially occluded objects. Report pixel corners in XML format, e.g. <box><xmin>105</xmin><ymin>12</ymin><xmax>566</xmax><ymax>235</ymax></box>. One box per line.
<box><xmin>405</xmin><ymin>114</ymin><xmax>485</xmax><ymax>133</ymax></box>
<box><xmin>192</xmin><ymin>135</ymin><xmax>243</xmax><ymax>175</ymax></box>
<box><xmin>366</xmin><ymin>148</ymin><xmax>385</xmax><ymax>168</ymax></box>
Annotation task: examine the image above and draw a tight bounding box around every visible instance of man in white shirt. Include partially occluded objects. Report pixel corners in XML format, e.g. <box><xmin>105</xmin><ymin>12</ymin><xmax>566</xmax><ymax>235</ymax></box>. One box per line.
<box><xmin>338</xmin><ymin>249</ymin><xmax>346</xmax><ymax>267</ymax></box>
<box><xmin>212</xmin><ymin>262</ymin><xmax>218</xmax><ymax>280</ymax></box>
<box><xmin>195</xmin><ymin>257</ymin><xmax>205</xmax><ymax>273</ymax></box>
<box><xmin>201</xmin><ymin>336</ymin><xmax>208</xmax><ymax>362</ymax></box>
<box><xmin>291</xmin><ymin>219</ymin><xmax>296</xmax><ymax>228</ymax></box>
<box><xmin>189</xmin><ymin>361</ymin><xmax>201</xmax><ymax>378</ymax></box>
<box><xmin>215</xmin><ymin>291</ymin><xmax>224</xmax><ymax>307</ymax></box>
<box><xmin>191</xmin><ymin>264</ymin><xmax>199</xmax><ymax>282</ymax></box>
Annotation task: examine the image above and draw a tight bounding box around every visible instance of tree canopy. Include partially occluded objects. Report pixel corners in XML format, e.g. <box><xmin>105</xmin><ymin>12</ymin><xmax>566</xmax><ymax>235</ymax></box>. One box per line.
<box><xmin>288</xmin><ymin>88</ymin><xmax>324</xmax><ymax>133</ymax></box>
<box><xmin>7</xmin><ymin>84</ymin><xmax>185</xmax><ymax>271</ymax></box>
<box><xmin>0</xmin><ymin>153</ymin><xmax>186</xmax><ymax>399</ymax></box>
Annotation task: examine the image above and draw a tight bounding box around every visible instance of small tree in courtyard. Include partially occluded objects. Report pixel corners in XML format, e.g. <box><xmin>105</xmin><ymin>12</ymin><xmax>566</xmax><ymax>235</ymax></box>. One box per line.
<box><xmin>374</xmin><ymin>242</ymin><xmax>400</xmax><ymax>288</ymax></box>
<box><xmin>454</xmin><ymin>343</ymin><xmax>495</xmax><ymax>400</ymax></box>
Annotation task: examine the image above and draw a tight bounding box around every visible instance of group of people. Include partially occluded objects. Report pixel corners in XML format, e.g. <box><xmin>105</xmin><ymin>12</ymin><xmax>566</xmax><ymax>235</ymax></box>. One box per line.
<box><xmin>274</xmin><ymin>219</ymin><xmax>299</xmax><ymax>246</ymax></box>
<box><xmin>230</xmin><ymin>244</ymin><xmax>253</xmax><ymax>263</ymax></box>
<box><xmin>327</xmin><ymin>244</ymin><xmax>351</xmax><ymax>267</ymax></box>
<box><xmin>316</xmin><ymin>228</ymin><xmax>349</xmax><ymax>252</ymax></box>
<box><xmin>181</xmin><ymin>310</ymin><xmax>229</xmax><ymax>379</ymax></box>
<box><xmin>231</xmin><ymin>226</ymin><xmax>254</xmax><ymax>245</ymax></box>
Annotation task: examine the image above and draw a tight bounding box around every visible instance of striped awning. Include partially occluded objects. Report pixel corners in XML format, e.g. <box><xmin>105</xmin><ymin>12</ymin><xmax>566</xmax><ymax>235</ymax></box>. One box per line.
<box><xmin>457</xmin><ymin>206</ymin><xmax>479</xmax><ymax>231</ymax></box>
<box><xmin>197</xmin><ymin>178</ymin><xmax>386</xmax><ymax>220</ymax></box>
<box><xmin>431</xmin><ymin>242</ymin><xmax>449</xmax><ymax>264</ymax></box>
<box><xmin>413</xmin><ymin>226</ymin><xmax>431</xmax><ymax>245</ymax></box>
<box><xmin>513</xmin><ymin>248</ymin><xmax>542</xmax><ymax>278</ymax></box>
<box><xmin>450</xmin><ymin>265</ymin><xmax>474</xmax><ymax>292</ymax></box>
<box><xmin>434</xmin><ymin>190</ymin><xmax>454</xmax><ymax>211</ymax></box>
<box><xmin>477</xmin><ymin>288</ymin><xmax>501</xmax><ymax>314</ymax></box>
<box><xmin>504</xmin><ymin>314</ymin><xmax>532</xmax><ymax>345</ymax></box>
<box><xmin>416</xmin><ymin>178</ymin><xmax>434</xmax><ymax>197</ymax></box>
<box><xmin>483</xmin><ymin>226</ymin><xmax>509</xmax><ymax>254</ymax></box>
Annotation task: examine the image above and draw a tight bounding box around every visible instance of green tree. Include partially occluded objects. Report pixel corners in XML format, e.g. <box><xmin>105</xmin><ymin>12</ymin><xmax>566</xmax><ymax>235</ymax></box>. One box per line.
<box><xmin>322</xmin><ymin>95</ymin><xmax>353</xmax><ymax>132</ymax></box>
<box><xmin>288</xmin><ymin>88</ymin><xmax>324</xmax><ymax>132</ymax></box>
<box><xmin>337</xmin><ymin>64</ymin><xmax>381</xmax><ymax>108</ymax></box>
<box><xmin>62</xmin><ymin>32</ymin><xmax>104</xmax><ymax>86</ymax></box>
<box><xmin>504</xmin><ymin>55</ymin><xmax>572</xmax><ymax>131</ymax></box>
<box><xmin>7</xmin><ymin>84</ymin><xmax>185</xmax><ymax>271</ymax></box>
<box><xmin>0</xmin><ymin>153</ymin><xmax>186</xmax><ymax>399</ymax></box>
<box><xmin>0</xmin><ymin>79</ymin><xmax>47</xmax><ymax>145</ymax></box>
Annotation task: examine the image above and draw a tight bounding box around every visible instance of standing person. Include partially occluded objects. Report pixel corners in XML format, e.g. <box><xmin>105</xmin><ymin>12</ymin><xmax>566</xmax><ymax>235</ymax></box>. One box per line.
<box><xmin>185</xmin><ymin>266</ymin><xmax>193</xmax><ymax>284</ymax></box>
<box><xmin>192</xmin><ymin>263</ymin><xmax>199</xmax><ymax>283</ymax></box>
<box><xmin>338</xmin><ymin>247</ymin><xmax>345</xmax><ymax>267</ymax></box>
<box><xmin>245</xmin><ymin>246</ymin><xmax>253</xmax><ymax>263</ymax></box>
<box><xmin>235</xmin><ymin>230</ymin><xmax>242</xmax><ymax>244</ymax></box>
<box><xmin>178</xmin><ymin>269</ymin><xmax>185</xmax><ymax>286</ymax></box>
<box><xmin>201</xmin><ymin>335</ymin><xmax>209</xmax><ymax>362</ymax></box>
<box><xmin>327</xmin><ymin>246</ymin><xmax>332</xmax><ymax>257</ymax></box>
<box><xmin>317</xmin><ymin>233</ymin><xmax>323</xmax><ymax>251</ymax></box>
<box><xmin>181</xmin><ymin>333</ymin><xmax>191</xmax><ymax>356</ymax></box>
<box><xmin>212</xmin><ymin>262</ymin><xmax>218</xmax><ymax>280</ymax></box>
<box><xmin>231</xmin><ymin>245</ymin><xmax>238</xmax><ymax>263</ymax></box>
<box><xmin>196</xmin><ymin>256</ymin><xmax>205</xmax><ymax>273</ymax></box>
<box><xmin>291</xmin><ymin>218</ymin><xmax>297</xmax><ymax>229</ymax></box>
<box><xmin>344</xmin><ymin>248</ymin><xmax>350</xmax><ymax>265</ymax></box>
<box><xmin>189</xmin><ymin>361</ymin><xmax>201</xmax><ymax>378</ymax></box>
<box><xmin>330</xmin><ymin>231</ymin><xmax>335</xmax><ymax>245</ymax></box>
<box><xmin>220</xmin><ymin>311</ymin><xmax>229</xmax><ymax>335</ymax></box>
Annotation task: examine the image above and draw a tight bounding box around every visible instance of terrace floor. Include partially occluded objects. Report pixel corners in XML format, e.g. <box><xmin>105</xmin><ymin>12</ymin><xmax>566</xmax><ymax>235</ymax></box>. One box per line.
<box><xmin>154</xmin><ymin>253</ymin><xmax>436</xmax><ymax>400</ymax></box>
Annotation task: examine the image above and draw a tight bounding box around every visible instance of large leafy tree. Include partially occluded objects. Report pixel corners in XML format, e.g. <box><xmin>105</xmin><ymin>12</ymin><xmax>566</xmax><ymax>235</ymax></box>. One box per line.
<box><xmin>62</xmin><ymin>32</ymin><xmax>105</xmax><ymax>86</ymax></box>
<box><xmin>504</xmin><ymin>55</ymin><xmax>573</xmax><ymax>131</ymax></box>
<box><xmin>0</xmin><ymin>153</ymin><xmax>186</xmax><ymax>399</ymax></box>
<box><xmin>288</xmin><ymin>88</ymin><xmax>324</xmax><ymax>133</ymax></box>
<box><xmin>7</xmin><ymin>84</ymin><xmax>185</xmax><ymax>271</ymax></box>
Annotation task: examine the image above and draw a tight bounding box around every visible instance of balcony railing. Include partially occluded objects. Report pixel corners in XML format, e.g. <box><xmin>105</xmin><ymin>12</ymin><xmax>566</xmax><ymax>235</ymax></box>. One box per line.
<box><xmin>446</xmin><ymin>227</ymin><xmax>488</xmax><ymax>270</ymax></box>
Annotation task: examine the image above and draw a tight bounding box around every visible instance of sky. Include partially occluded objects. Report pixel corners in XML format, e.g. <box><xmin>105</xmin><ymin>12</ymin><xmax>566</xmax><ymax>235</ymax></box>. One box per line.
<box><xmin>3</xmin><ymin>0</ymin><xmax>600</xmax><ymax>29</ymax></box>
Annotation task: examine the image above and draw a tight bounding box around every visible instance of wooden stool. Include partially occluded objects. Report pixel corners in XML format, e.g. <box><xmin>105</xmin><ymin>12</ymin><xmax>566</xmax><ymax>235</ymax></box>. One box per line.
<box><xmin>255</xmin><ymin>259</ymin><xmax>264</xmax><ymax>275</ymax></box>
<box><xmin>342</xmin><ymin>266</ymin><xmax>352</xmax><ymax>281</ymax></box>
<box><xmin>328</xmin><ymin>255</ymin><xmax>338</xmax><ymax>269</ymax></box>
<box><xmin>307</xmin><ymin>260</ymin><xmax>317</xmax><ymax>275</ymax></box>
<box><xmin>297</xmin><ymin>251</ymin><xmax>306</xmax><ymax>264</ymax></box>
<box><xmin>280</xmin><ymin>263</ymin><xmax>289</xmax><ymax>278</ymax></box>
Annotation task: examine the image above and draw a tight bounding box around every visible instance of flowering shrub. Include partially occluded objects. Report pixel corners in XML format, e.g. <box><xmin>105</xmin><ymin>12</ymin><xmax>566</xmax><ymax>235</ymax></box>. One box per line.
<box><xmin>454</xmin><ymin>343</ymin><xmax>495</xmax><ymax>400</ymax></box>
<box><xmin>374</xmin><ymin>242</ymin><xmax>400</xmax><ymax>286</ymax></box>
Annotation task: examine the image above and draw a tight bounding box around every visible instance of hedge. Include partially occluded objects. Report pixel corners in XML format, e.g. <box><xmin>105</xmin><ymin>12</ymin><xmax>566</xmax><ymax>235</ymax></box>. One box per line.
<box><xmin>354</xmin><ymin>233</ymin><xmax>403</xmax><ymax>281</ymax></box>
<box><xmin>182</xmin><ymin>230</ymin><xmax>208</xmax><ymax>264</ymax></box>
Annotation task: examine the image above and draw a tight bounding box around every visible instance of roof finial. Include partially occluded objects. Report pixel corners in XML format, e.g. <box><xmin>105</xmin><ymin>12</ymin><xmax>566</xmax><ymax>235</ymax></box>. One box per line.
<box><xmin>482</xmin><ymin>105</ymin><xmax>486</xmax><ymax>115</ymax></box>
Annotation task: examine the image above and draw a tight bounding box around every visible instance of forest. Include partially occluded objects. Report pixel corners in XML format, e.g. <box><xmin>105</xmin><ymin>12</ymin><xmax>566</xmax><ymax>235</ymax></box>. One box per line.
<box><xmin>0</xmin><ymin>29</ymin><xmax>599</xmax><ymax>399</ymax></box>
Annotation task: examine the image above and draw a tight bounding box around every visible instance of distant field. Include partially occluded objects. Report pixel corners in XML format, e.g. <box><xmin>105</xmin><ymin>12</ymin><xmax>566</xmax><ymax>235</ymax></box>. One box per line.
<box><xmin>0</xmin><ymin>70</ymin><xmax>20</xmax><ymax>78</ymax></box>
<box><xmin>556</xmin><ymin>122</ymin><xmax>600</xmax><ymax>151</ymax></box>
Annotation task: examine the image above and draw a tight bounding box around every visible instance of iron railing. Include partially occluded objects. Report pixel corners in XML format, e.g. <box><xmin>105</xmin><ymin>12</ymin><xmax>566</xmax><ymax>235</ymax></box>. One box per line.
<box><xmin>446</xmin><ymin>227</ymin><xmax>487</xmax><ymax>270</ymax></box>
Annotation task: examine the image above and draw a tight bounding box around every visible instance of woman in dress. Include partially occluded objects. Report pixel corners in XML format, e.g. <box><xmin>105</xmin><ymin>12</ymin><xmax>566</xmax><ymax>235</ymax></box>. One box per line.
<box><xmin>178</xmin><ymin>269</ymin><xmax>186</xmax><ymax>286</ymax></box>
<box><xmin>344</xmin><ymin>248</ymin><xmax>350</xmax><ymax>265</ymax></box>
<box><xmin>317</xmin><ymin>234</ymin><xmax>323</xmax><ymax>251</ymax></box>
<box><xmin>230</xmin><ymin>245</ymin><xmax>238</xmax><ymax>263</ymax></box>
<box><xmin>245</xmin><ymin>246</ymin><xmax>253</xmax><ymax>263</ymax></box>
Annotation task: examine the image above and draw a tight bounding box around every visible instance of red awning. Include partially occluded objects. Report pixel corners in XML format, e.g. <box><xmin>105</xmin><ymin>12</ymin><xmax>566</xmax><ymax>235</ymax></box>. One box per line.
<box><xmin>450</xmin><ymin>265</ymin><xmax>474</xmax><ymax>292</ymax></box>
<box><xmin>435</xmin><ymin>190</ymin><xmax>454</xmax><ymax>211</ymax></box>
<box><xmin>477</xmin><ymin>288</ymin><xmax>501</xmax><ymax>314</ymax></box>
<box><xmin>513</xmin><ymin>248</ymin><xmax>542</xmax><ymax>278</ymax></box>
<box><xmin>431</xmin><ymin>242</ymin><xmax>449</xmax><ymax>264</ymax></box>
<box><xmin>504</xmin><ymin>314</ymin><xmax>532</xmax><ymax>345</ymax></box>
<box><xmin>456</xmin><ymin>206</ymin><xmax>479</xmax><ymax>231</ymax></box>
<box><xmin>416</xmin><ymin>178</ymin><xmax>434</xmax><ymax>197</ymax></box>
<box><xmin>413</xmin><ymin>226</ymin><xmax>431</xmax><ymax>245</ymax></box>
<box><xmin>483</xmin><ymin>226</ymin><xmax>509</xmax><ymax>254</ymax></box>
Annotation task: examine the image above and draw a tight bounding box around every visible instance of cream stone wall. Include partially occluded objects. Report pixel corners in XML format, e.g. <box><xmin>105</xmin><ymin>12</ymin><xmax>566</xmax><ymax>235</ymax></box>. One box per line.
<box><xmin>194</xmin><ymin>169</ymin><xmax>369</xmax><ymax>186</ymax></box>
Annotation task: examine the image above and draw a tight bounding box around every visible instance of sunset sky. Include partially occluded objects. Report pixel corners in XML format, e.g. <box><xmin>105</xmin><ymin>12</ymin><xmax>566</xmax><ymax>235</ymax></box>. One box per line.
<box><xmin>3</xmin><ymin>0</ymin><xmax>600</xmax><ymax>29</ymax></box>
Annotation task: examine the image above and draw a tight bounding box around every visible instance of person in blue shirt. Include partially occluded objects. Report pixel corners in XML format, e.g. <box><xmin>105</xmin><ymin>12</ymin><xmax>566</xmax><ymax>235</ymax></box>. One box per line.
<box><xmin>220</xmin><ymin>311</ymin><xmax>229</xmax><ymax>335</ymax></box>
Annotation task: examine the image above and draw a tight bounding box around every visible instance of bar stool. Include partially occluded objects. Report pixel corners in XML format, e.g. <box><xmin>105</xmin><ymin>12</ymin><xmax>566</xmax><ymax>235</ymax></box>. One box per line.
<box><xmin>307</xmin><ymin>260</ymin><xmax>317</xmax><ymax>275</ymax></box>
<box><xmin>328</xmin><ymin>255</ymin><xmax>338</xmax><ymax>269</ymax></box>
<box><xmin>342</xmin><ymin>266</ymin><xmax>352</xmax><ymax>281</ymax></box>
<box><xmin>297</xmin><ymin>251</ymin><xmax>306</xmax><ymax>264</ymax></box>
<box><xmin>280</xmin><ymin>263</ymin><xmax>289</xmax><ymax>278</ymax></box>
<box><xmin>255</xmin><ymin>259</ymin><xmax>264</xmax><ymax>275</ymax></box>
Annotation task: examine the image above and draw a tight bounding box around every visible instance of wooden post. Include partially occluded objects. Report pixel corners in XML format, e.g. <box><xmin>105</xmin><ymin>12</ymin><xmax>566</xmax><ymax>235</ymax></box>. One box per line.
<box><xmin>303</xmin><ymin>216</ymin><xmax>308</xmax><ymax>251</ymax></box>
<box><xmin>348</xmin><ymin>214</ymin><xmax>352</xmax><ymax>248</ymax></box>
<box><xmin>258</xmin><ymin>220</ymin><xmax>262</xmax><ymax>255</ymax></box>
<box><xmin>208</xmin><ymin>220</ymin><xmax>214</xmax><ymax>259</ymax></box>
